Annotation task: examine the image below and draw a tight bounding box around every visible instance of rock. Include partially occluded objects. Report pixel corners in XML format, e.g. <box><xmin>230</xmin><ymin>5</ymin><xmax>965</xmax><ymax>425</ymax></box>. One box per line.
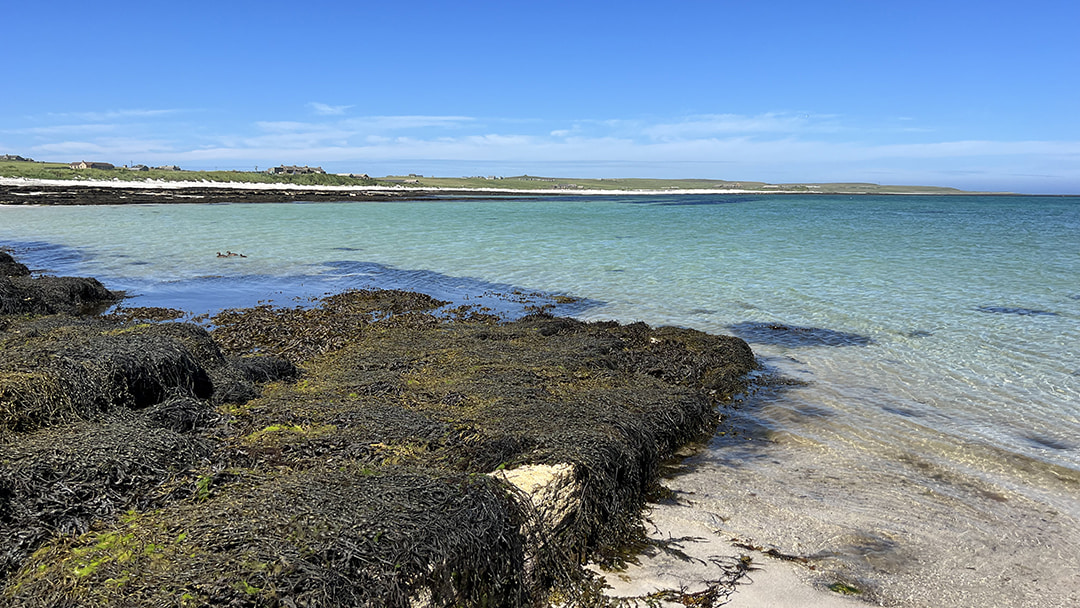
<box><xmin>0</xmin><ymin>252</ymin><xmax>30</xmax><ymax>277</ymax></box>
<box><xmin>492</xmin><ymin>463</ymin><xmax>582</xmax><ymax>534</ymax></box>
<box><xmin>0</xmin><ymin>275</ymin><xmax>119</xmax><ymax>315</ymax></box>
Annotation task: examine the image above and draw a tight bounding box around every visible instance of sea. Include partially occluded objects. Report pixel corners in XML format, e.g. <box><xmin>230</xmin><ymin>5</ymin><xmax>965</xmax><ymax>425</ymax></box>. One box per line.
<box><xmin>2</xmin><ymin>193</ymin><xmax>1078</xmax><ymax>606</ymax></box>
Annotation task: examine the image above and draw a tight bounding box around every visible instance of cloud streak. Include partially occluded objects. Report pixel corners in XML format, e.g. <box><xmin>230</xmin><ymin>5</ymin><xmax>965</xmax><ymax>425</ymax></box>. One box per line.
<box><xmin>11</xmin><ymin>111</ymin><xmax>1080</xmax><ymax>192</ymax></box>
<box><xmin>45</xmin><ymin>109</ymin><xmax>182</xmax><ymax>122</ymax></box>
<box><xmin>307</xmin><ymin>102</ymin><xmax>353</xmax><ymax>116</ymax></box>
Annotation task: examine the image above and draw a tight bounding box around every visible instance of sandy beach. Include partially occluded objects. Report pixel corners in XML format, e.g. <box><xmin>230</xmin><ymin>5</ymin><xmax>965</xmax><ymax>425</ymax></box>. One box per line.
<box><xmin>0</xmin><ymin>176</ymin><xmax>802</xmax><ymax>197</ymax></box>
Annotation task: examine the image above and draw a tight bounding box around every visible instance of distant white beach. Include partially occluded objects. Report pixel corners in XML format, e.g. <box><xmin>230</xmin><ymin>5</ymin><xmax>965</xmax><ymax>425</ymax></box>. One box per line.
<box><xmin>0</xmin><ymin>176</ymin><xmax>803</xmax><ymax>196</ymax></box>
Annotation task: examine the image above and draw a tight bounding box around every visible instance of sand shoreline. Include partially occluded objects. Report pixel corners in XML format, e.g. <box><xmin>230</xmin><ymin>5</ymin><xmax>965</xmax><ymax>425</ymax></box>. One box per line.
<box><xmin>0</xmin><ymin>175</ymin><xmax>910</xmax><ymax>198</ymax></box>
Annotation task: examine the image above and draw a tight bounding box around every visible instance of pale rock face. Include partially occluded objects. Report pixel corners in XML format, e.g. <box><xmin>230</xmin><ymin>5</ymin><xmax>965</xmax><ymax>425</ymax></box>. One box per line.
<box><xmin>409</xmin><ymin>465</ymin><xmax>585</xmax><ymax>608</ymax></box>
<box><xmin>491</xmin><ymin>463</ymin><xmax>581</xmax><ymax>534</ymax></box>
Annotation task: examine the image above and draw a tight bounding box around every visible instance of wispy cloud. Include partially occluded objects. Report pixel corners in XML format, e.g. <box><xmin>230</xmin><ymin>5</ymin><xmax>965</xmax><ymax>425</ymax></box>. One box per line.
<box><xmin>307</xmin><ymin>102</ymin><xmax>353</xmax><ymax>116</ymax></box>
<box><xmin>11</xmin><ymin>110</ymin><xmax>1080</xmax><ymax>192</ymax></box>
<box><xmin>45</xmin><ymin>109</ymin><xmax>182</xmax><ymax>122</ymax></box>
<box><xmin>643</xmin><ymin>112</ymin><xmax>841</xmax><ymax>140</ymax></box>
<box><xmin>342</xmin><ymin>115</ymin><xmax>476</xmax><ymax>130</ymax></box>
<box><xmin>7</xmin><ymin>123</ymin><xmax>120</xmax><ymax>136</ymax></box>
<box><xmin>32</xmin><ymin>137</ymin><xmax>175</xmax><ymax>156</ymax></box>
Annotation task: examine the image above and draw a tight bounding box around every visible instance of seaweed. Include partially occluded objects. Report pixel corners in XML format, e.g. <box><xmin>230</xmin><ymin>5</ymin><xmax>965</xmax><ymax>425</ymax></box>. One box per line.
<box><xmin>207</xmin><ymin>288</ymin><xmax>449</xmax><ymax>364</ymax></box>
<box><xmin>0</xmin><ymin>414</ymin><xmax>214</xmax><ymax>577</ymax></box>
<box><xmin>6</xmin><ymin>467</ymin><xmax>532</xmax><ymax>608</ymax></box>
<box><xmin>0</xmin><ymin>252</ymin><xmax>30</xmax><ymax>278</ymax></box>
<box><xmin>0</xmin><ymin>253</ymin><xmax>757</xmax><ymax>606</ymax></box>
<box><xmin>0</xmin><ymin>255</ymin><xmax>119</xmax><ymax>315</ymax></box>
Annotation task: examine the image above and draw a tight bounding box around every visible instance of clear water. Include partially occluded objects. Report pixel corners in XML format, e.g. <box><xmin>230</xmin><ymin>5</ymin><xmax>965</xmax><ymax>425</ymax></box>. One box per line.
<box><xmin>3</xmin><ymin>194</ymin><xmax>1079</xmax><ymax>605</ymax></box>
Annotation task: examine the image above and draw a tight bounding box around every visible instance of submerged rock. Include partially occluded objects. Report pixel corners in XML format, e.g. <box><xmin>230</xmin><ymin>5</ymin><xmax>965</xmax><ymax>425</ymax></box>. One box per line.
<box><xmin>726</xmin><ymin>321</ymin><xmax>873</xmax><ymax>347</ymax></box>
<box><xmin>976</xmin><ymin>305</ymin><xmax>1058</xmax><ymax>316</ymax></box>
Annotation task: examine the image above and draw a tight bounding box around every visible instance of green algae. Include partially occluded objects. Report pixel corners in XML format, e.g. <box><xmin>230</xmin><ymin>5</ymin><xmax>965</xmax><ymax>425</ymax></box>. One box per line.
<box><xmin>828</xmin><ymin>581</ymin><xmax>862</xmax><ymax>595</ymax></box>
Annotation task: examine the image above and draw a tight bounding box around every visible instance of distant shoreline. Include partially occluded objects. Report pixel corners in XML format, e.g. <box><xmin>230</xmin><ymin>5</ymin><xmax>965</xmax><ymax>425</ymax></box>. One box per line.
<box><xmin>0</xmin><ymin>176</ymin><xmax>1033</xmax><ymax>204</ymax></box>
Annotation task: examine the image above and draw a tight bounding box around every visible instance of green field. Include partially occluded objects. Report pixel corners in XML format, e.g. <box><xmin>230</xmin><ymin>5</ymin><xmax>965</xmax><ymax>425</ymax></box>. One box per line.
<box><xmin>1</xmin><ymin>159</ymin><xmax>982</xmax><ymax>194</ymax></box>
<box><xmin>0</xmin><ymin>161</ymin><xmax>377</xmax><ymax>187</ymax></box>
<box><xmin>381</xmin><ymin>174</ymin><xmax>976</xmax><ymax>194</ymax></box>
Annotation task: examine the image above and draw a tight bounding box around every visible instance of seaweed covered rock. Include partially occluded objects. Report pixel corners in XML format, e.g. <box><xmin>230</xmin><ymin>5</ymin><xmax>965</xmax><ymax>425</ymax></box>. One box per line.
<box><xmin>0</xmin><ymin>252</ymin><xmax>30</xmax><ymax>277</ymax></box>
<box><xmin>0</xmin><ymin>412</ymin><xmax>214</xmax><ymax>576</ymax></box>
<box><xmin>0</xmin><ymin>317</ymin><xmax>293</xmax><ymax>431</ymax></box>
<box><xmin>209</xmin><ymin>288</ymin><xmax>449</xmax><ymax>364</ymax></box>
<box><xmin>1</xmin><ymin>286</ymin><xmax>756</xmax><ymax>607</ymax></box>
<box><xmin>0</xmin><ymin>275</ymin><xmax>119</xmax><ymax>315</ymax></box>
<box><xmin>0</xmin><ymin>253</ymin><xmax>119</xmax><ymax>315</ymax></box>
<box><xmin>0</xmin><ymin>313</ymin><xmax>297</xmax><ymax>581</ymax></box>
<box><xmin>6</xmin><ymin>467</ymin><xmax>531</xmax><ymax>608</ymax></box>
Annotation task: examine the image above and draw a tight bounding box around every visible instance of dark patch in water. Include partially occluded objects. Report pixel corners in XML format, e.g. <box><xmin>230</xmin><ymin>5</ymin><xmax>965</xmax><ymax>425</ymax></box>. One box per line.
<box><xmin>795</xmin><ymin>404</ymin><xmax>833</xmax><ymax>418</ymax></box>
<box><xmin>0</xmin><ymin>240</ymin><xmax>88</xmax><ymax>275</ymax></box>
<box><xmin>332</xmin><ymin>247</ymin><xmax>363</xmax><ymax>251</ymax></box>
<box><xmin>1023</xmin><ymin>434</ymin><xmax>1073</xmax><ymax>451</ymax></box>
<box><xmin>652</xmin><ymin>197</ymin><xmax>753</xmax><ymax>207</ymax></box>
<box><xmin>105</xmin><ymin>260</ymin><xmax>607</xmax><ymax>320</ymax></box>
<box><xmin>725</xmin><ymin>322</ymin><xmax>874</xmax><ymax>347</ymax></box>
<box><xmin>883</xmin><ymin>406</ymin><xmax>924</xmax><ymax>418</ymax></box>
<box><xmin>905</xmin><ymin>330</ymin><xmax>933</xmax><ymax>338</ymax></box>
<box><xmin>977</xmin><ymin>306</ymin><xmax>1058</xmax><ymax>316</ymax></box>
<box><xmin>616</xmin><ymin>197</ymin><xmax>751</xmax><ymax>207</ymax></box>
<box><xmin>1068</xmin><ymin>294</ymin><xmax>1080</xmax><ymax>301</ymax></box>
<box><xmin>687</xmin><ymin>308</ymin><xmax>717</xmax><ymax>315</ymax></box>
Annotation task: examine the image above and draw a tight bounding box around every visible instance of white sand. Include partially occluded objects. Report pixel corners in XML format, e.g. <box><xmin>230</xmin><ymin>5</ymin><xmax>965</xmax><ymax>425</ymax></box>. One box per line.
<box><xmin>0</xmin><ymin>176</ymin><xmax>797</xmax><ymax>196</ymax></box>
<box><xmin>590</xmin><ymin>498</ymin><xmax>866</xmax><ymax>608</ymax></box>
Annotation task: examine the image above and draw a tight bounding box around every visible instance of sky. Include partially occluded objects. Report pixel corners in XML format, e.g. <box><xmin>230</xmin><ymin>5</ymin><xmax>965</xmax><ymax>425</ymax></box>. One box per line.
<box><xmin>4</xmin><ymin>0</ymin><xmax>1079</xmax><ymax>193</ymax></box>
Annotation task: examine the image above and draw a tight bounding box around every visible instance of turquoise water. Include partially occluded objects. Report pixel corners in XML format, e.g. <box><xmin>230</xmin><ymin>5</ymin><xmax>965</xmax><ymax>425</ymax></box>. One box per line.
<box><xmin>3</xmin><ymin>194</ymin><xmax>1079</xmax><ymax>604</ymax></box>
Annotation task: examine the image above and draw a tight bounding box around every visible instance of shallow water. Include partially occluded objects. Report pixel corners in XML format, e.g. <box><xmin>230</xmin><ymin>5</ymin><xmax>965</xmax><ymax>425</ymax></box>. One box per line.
<box><xmin>3</xmin><ymin>194</ymin><xmax>1079</xmax><ymax>605</ymax></box>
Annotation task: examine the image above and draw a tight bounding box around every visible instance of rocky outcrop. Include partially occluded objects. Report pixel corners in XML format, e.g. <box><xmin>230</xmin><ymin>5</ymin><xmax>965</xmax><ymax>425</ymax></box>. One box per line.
<box><xmin>0</xmin><ymin>252</ymin><xmax>30</xmax><ymax>277</ymax></box>
<box><xmin>0</xmin><ymin>255</ymin><xmax>757</xmax><ymax>607</ymax></box>
<box><xmin>0</xmin><ymin>274</ymin><xmax>118</xmax><ymax>316</ymax></box>
<box><xmin>0</xmin><ymin>251</ymin><xmax>121</xmax><ymax>315</ymax></box>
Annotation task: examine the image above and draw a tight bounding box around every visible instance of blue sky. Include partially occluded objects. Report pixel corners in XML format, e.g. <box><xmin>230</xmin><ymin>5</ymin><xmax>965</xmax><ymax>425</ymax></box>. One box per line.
<box><xmin>4</xmin><ymin>0</ymin><xmax>1079</xmax><ymax>193</ymax></box>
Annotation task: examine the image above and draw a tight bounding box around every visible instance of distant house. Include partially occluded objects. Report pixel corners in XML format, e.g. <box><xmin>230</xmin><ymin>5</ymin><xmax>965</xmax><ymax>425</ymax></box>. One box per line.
<box><xmin>1</xmin><ymin>154</ymin><xmax>33</xmax><ymax>162</ymax></box>
<box><xmin>267</xmin><ymin>165</ymin><xmax>326</xmax><ymax>175</ymax></box>
<box><xmin>69</xmin><ymin>161</ymin><xmax>115</xmax><ymax>170</ymax></box>
<box><xmin>125</xmin><ymin>164</ymin><xmax>150</xmax><ymax>172</ymax></box>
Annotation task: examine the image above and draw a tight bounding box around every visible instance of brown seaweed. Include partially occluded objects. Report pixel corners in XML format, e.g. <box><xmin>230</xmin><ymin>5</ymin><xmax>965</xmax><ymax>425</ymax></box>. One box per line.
<box><xmin>0</xmin><ymin>253</ymin><xmax>757</xmax><ymax>606</ymax></box>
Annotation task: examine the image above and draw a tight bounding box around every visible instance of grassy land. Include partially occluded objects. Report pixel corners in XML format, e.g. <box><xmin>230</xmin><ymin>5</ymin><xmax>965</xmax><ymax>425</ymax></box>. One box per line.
<box><xmin>375</xmin><ymin>174</ymin><xmax>976</xmax><ymax>194</ymax></box>
<box><xmin>0</xmin><ymin>161</ymin><xmax>377</xmax><ymax>187</ymax></box>
<box><xmin>2</xmin><ymin>159</ymin><xmax>982</xmax><ymax>194</ymax></box>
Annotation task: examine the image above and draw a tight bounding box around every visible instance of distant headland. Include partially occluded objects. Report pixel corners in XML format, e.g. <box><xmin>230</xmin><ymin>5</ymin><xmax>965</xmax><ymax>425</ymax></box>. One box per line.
<box><xmin>1</xmin><ymin>155</ymin><xmax>1014</xmax><ymax>203</ymax></box>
